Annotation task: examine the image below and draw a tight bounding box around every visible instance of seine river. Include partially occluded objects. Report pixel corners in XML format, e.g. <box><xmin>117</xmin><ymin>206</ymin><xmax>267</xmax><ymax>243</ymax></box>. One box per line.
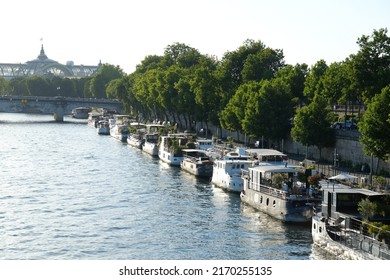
<box><xmin>0</xmin><ymin>113</ymin><xmax>328</xmax><ymax>260</ymax></box>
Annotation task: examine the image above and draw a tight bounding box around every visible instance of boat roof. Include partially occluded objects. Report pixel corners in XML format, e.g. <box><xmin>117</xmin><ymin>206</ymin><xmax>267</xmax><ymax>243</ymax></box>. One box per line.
<box><xmin>250</xmin><ymin>165</ymin><xmax>298</xmax><ymax>173</ymax></box>
<box><xmin>146</xmin><ymin>124</ymin><xmax>165</xmax><ymax>127</ymax></box>
<box><xmin>114</xmin><ymin>114</ymin><xmax>132</xmax><ymax>118</ymax></box>
<box><xmin>196</xmin><ymin>139</ymin><xmax>213</xmax><ymax>142</ymax></box>
<box><xmin>245</xmin><ymin>148</ymin><xmax>286</xmax><ymax>156</ymax></box>
<box><xmin>130</xmin><ymin>122</ymin><xmax>146</xmax><ymax>126</ymax></box>
<box><xmin>319</xmin><ymin>180</ymin><xmax>382</xmax><ymax>196</ymax></box>
<box><xmin>182</xmin><ymin>148</ymin><xmax>204</xmax><ymax>152</ymax></box>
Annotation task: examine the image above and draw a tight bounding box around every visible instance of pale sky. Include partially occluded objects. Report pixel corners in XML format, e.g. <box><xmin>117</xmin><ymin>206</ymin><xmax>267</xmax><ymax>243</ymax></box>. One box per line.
<box><xmin>2</xmin><ymin>0</ymin><xmax>389</xmax><ymax>74</ymax></box>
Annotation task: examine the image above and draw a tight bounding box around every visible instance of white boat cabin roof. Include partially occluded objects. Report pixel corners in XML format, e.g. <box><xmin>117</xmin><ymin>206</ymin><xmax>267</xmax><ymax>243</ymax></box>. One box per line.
<box><xmin>196</xmin><ymin>138</ymin><xmax>213</xmax><ymax>143</ymax></box>
<box><xmin>249</xmin><ymin>165</ymin><xmax>298</xmax><ymax>174</ymax></box>
<box><xmin>319</xmin><ymin>180</ymin><xmax>381</xmax><ymax>196</ymax></box>
<box><xmin>245</xmin><ymin>148</ymin><xmax>287</xmax><ymax>159</ymax></box>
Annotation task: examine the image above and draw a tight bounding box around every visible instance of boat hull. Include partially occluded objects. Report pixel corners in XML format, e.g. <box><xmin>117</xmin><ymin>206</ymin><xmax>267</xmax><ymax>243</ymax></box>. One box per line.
<box><xmin>240</xmin><ymin>189</ymin><xmax>313</xmax><ymax>223</ymax></box>
<box><xmin>211</xmin><ymin>173</ymin><xmax>243</xmax><ymax>193</ymax></box>
<box><xmin>312</xmin><ymin>214</ymin><xmax>390</xmax><ymax>259</ymax></box>
<box><xmin>143</xmin><ymin>142</ymin><xmax>159</xmax><ymax>157</ymax></box>
<box><xmin>159</xmin><ymin>150</ymin><xmax>183</xmax><ymax>166</ymax></box>
<box><xmin>181</xmin><ymin>159</ymin><xmax>213</xmax><ymax>178</ymax></box>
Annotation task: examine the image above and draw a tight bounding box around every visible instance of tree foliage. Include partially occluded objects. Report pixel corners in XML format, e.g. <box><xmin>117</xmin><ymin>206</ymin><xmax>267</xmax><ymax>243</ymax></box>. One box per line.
<box><xmin>359</xmin><ymin>86</ymin><xmax>390</xmax><ymax>160</ymax></box>
<box><xmin>291</xmin><ymin>94</ymin><xmax>335</xmax><ymax>157</ymax></box>
<box><xmin>352</xmin><ymin>28</ymin><xmax>390</xmax><ymax>102</ymax></box>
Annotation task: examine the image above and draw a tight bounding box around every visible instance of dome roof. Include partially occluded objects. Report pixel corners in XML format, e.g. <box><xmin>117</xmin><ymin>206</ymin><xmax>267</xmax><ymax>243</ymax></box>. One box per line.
<box><xmin>26</xmin><ymin>45</ymin><xmax>58</xmax><ymax>64</ymax></box>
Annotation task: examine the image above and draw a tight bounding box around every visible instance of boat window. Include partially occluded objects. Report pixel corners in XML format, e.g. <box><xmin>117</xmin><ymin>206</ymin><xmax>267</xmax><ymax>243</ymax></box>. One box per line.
<box><xmin>319</xmin><ymin>226</ymin><xmax>322</xmax><ymax>233</ymax></box>
<box><xmin>260</xmin><ymin>196</ymin><xmax>263</xmax><ymax>203</ymax></box>
<box><xmin>313</xmin><ymin>223</ymin><xmax>316</xmax><ymax>230</ymax></box>
<box><xmin>266</xmin><ymin>198</ymin><xmax>269</xmax><ymax>206</ymax></box>
<box><xmin>273</xmin><ymin>200</ymin><xmax>276</xmax><ymax>207</ymax></box>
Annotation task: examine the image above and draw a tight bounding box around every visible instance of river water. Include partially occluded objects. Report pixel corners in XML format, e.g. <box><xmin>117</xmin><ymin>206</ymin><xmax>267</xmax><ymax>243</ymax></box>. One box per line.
<box><xmin>0</xmin><ymin>113</ymin><xmax>328</xmax><ymax>260</ymax></box>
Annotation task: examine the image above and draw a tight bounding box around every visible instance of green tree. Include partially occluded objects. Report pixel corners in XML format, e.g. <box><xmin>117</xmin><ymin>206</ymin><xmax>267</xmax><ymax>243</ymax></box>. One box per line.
<box><xmin>303</xmin><ymin>60</ymin><xmax>328</xmax><ymax>101</ymax></box>
<box><xmin>189</xmin><ymin>57</ymin><xmax>221</xmax><ymax>127</ymax></box>
<box><xmin>220</xmin><ymin>81</ymin><xmax>259</xmax><ymax>133</ymax></box>
<box><xmin>241</xmin><ymin>47</ymin><xmax>285</xmax><ymax>82</ymax></box>
<box><xmin>216</xmin><ymin>39</ymin><xmax>267</xmax><ymax>106</ymax></box>
<box><xmin>242</xmin><ymin>78</ymin><xmax>294</xmax><ymax>145</ymax></box>
<box><xmin>352</xmin><ymin>28</ymin><xmax>390</xmax><ymax>102</ymax></box>
<box><xmin>359</xmin><ymin>86</ymin><xmax>390</xmax><ymax>161</ymax></box>
<box><xmin>358</xmin><ymin>198</ymin><xmax>377</xmax><ymax>221</ymax></box>
<box><xmin>0</xmin><ymin>77</ymin><xmax>10</xmax><ymax>94</ymax></box>
<box><xmin>275</xmin><ymin>63</ymin><xmax>309</xmax><ymax>107</ymax></box>
<box><xmin>291</xmin><ymin>94</ymin><xmax>335</xmax><ymax>160</ymax></box>
<box><xmin>26</xmin><ymin>76</ymin><xmax>52</xmax><ymax>96</ymax></box>
<box><xmin>90</xmin><ymin>64</ymin><xmax>124</xmax><ymax>99</ymax></box>
<box><xmin>8</xmin><ymin>78</ymin><xmax>29</xmax><ymax>96</ymax></box>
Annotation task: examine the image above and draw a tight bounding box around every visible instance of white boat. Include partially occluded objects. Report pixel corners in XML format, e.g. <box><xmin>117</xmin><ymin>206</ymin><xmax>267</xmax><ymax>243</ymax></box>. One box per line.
<box><xmin>142</xmin><ymin>133</ymin><xmax>160</xmax><ymax>157</ymax></box>
<box><xmin>72</xmin><ymin>107</ymin><xmax>91</xmax><ymax>119</ymax></box>
<box><xmin>109</xmin><ymin>115</ymin><xmax>132</xmax><ymax>142</ymax></box>
<box><xmin>96</xmin><ymin>119</ymin><xmax>110</xmax><ymax>135</ymax></box>
<box><xmin>158</xmin><ymin>134</ymin><xmax>191</xmax><ymax>166</ymax></box>
<box><xmin>312</xmin><ymin>180</ymin><xmax>390</xmax><ymax>259</ymax></box>
<box><xmin>240</xmin><ymin>164</ymin><xmax>320</xmax><ymax>223</ymax></box>
<box><xmin>180</xmin><ymin>149</ymin><xmax>213</xmax><ymax>178</ymax></box>
<box><xmin>195</xmin><ymin>138</ymin><xmax>214</xmax><ymax>151</ymax></box>
<box><xmin>141</xmin><ymin>124</ymin><xmax>165</xmax><ymax>156</ymax></box>
<box><xmin>127</xmin><ymin>122</ymin><xmax>146</xmax><ymax>149</ymax></box>
<box><xmin>87</xmin><ymin>112</ymin><xmax>101</xmax><ymax>128</ymax></box>
<box><xmin>211</xmin><ymin>148</ymin><xmax>255</xmax><ymax>193</ymax></box>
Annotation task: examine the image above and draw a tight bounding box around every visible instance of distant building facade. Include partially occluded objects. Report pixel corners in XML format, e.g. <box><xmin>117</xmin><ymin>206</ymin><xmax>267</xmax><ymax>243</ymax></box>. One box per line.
<box><xmin>0</xmin><ymin>45</ymin><xmax>100</xmax><ymax>79</ymax></box>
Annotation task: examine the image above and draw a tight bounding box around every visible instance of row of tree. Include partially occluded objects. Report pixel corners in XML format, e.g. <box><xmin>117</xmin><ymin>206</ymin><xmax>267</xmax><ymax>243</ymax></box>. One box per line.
<box><xmin>1</xmin><ymin>29</ymin><xmax>389</xmax><ymax>163</ymax></box>
<box><xmin>107</xmin><ymin>28</ymin><xmax>390</xmax><ymax>162</ymax></box>
<box><xmin>0</xmin><ymin>64</ymin><xmax>124</xmax><ymax>99</ymax></box>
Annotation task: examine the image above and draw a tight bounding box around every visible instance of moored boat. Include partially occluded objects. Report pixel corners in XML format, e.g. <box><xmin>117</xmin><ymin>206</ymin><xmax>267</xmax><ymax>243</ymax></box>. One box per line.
<box><xmin>87</xmin><ymin>112</ymin><xmax>101</xmax><ymax>128</ymax></box>
<box><xmin>158</xmin><ymin>134</ymin><xmax>192</xmax><ymax>166</ymax></box>
<box><xmin>72</xmin><ymin>107</ymin><xmax>91</xmax><ymax>119</ymax></box>
<box><xmin>211</xmin><ymin>149</ymin><xmax>255</xmax><ymax>193</ymax></box>
<box><xmin>127</xmin><ymin>122</ymin><xmax>146</xmax><ymax>149</ymax></box>
<box><xmin>195</xmin><ymin>138</ymin><xmax>214</xmax><ymax>151</ymax></box>
<box><xmin>312</xmin><ymin>179</ymin><xmax>390</xmax><ymax>259</ymax></box>
<box><xmin>142</xmin><ymin>133</ymin><xmax>160</xmax><ymax>157</ymax></box>
<box><xmin>96</xmin><ymin>119</ymin><xmax>110</xmax><ymax>135</ymax></box>
<box><xmin>109</xmin><ymin>115</ymin><xmax>132</xmax><ymax>142</ymax></box>
<box><xmin>240</xmin><ymin>165</ymin><xmax>320</xmax><ymax>223</ymax></box>
<box><xmin>180</xmin><ymin>149</ymin><xmax>213</xmax><ymax>178</ymax></box>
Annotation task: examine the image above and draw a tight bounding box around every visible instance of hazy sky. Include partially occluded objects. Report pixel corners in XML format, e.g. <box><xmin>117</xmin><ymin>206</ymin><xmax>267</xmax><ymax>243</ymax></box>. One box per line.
<box><xmin>2</xmin><ymin>0</ymin><xmax>389</xmax><ymax>74</ymax></box>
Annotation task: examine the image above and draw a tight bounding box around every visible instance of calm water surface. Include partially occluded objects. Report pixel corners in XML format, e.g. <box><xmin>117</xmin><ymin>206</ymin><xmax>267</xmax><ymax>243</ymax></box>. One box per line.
<box><xmin>0</xmin><ymin>113</ymin><xmax>327</xmax><ymax>260</ymax></box>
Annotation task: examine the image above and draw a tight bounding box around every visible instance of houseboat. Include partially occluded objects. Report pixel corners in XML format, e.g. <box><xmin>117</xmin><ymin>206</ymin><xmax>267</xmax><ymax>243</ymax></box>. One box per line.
<box><xmin>72</xmin><ymin>107</ymin><xmax>91</xmax><ymax>119</ymax></box>
<box><xmin>195</xmin><ymin>138</ymin><xmax>214</xmax><ymax>151</ymax></box>
<box><xmin>96</xmin><ymin>119</ymin><xmax>110</xmax><ymax>135</ymax></box>
<box><xmin>127</xmin><ymin>122</ymin><xmax>146</xmax><ymax>149</ymax></box>
<box><xmin>142</xmin><ymin>133</ymin><xmax>160</xmax><ymax>157</ymax></box>
<box><xmin>109</xmin><ymin>115</ymin><xmax>132</xmax><ymax>142</ymax></box>
<box><xmin>180</xmin><ymin>149</ymin><xmax>213</xmax><ymax>178</ymax></box>
<box><xmin>211</xmin><ymin>149</ymin><xmax>255</xmax><ymax>193</ymax></box>
<box><xmin>158</xmin><ymin>134</ymin><xmax>191</xmax><ymax>166</ymax></box>
<box><xmin>312</xmin><ymin>180</ymin><xmax>390</xmax><ymax>259</ymax></box>
<box><xmin>87</xmin><ymin>112</ymin><xmax>101</xmax><ymax>128</ymax></box>
<box><xmin>142</xmin><ymin>124</ymin><xmax>165</xmax><ymax>157</ymax></box>
<box><xmin>240</xmin><ymin>165</ymin><xmax>320</xmax><ymax>223</ymax></box>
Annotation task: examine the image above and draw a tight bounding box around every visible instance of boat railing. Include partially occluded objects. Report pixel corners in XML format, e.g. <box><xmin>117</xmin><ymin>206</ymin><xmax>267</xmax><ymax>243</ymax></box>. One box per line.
<box><xmin>249</xmin><ymin>181</ymin><xmax>288</xmax><ymax>200</ymax></box>
<box><xmin>328</xmin><ymin>216</ymin><xmax>390</xmax><ymax>259</ymax></box>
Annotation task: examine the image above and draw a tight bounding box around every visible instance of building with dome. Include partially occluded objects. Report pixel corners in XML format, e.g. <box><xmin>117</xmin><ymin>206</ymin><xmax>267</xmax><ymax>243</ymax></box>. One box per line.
<box><xmin>0</xmin><ymin>45</ymin><xmax>100</xmax><ymax>79</ymax></box>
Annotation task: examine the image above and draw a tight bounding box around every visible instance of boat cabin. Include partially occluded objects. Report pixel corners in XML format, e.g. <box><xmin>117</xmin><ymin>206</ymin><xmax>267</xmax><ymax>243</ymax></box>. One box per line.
<box><xmin>245</xmin><ymin>149</ymin><xmax>288</xmax><ymax>165</ymax></box>
<box><xmin>244</xmin><ymin>165</ymin><xmax>299</xmax><ymax>193</ymax></box>
<box><xmin>319</xmin><ymin>180</ymin><xmax>390</xmax><ymax>223</ymax></box>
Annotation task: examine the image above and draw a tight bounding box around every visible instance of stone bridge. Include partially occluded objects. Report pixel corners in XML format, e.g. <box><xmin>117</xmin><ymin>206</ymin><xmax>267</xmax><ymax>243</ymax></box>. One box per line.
<box><xmin>0</xmin><ymin>95</ymin><xmax>123</xmax><ymax>122</ymax></box>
